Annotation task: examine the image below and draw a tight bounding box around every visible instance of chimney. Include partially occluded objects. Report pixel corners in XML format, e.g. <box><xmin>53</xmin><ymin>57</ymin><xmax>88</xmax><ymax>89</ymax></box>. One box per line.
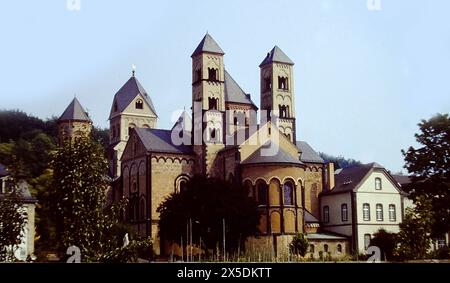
<box><xmin>327</xmin><ymin>162</ymin><xmax>335</xmax><ymax>191</ymax></box>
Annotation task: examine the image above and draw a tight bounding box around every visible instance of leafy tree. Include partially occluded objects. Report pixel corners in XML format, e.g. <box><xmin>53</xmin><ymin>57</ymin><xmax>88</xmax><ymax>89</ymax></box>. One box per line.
<box><xmin>402</xmin><ymin>113</ymin><xmax>450</xmax><ymax>236</ymax></box>
<box><xmin>49</xmin><ymin>137</ymin><xmax>151</xmax><ymax>262</ymax></box>
<box><xmin>371</xmin><ymin>228</ymin><xmax>397</xmax><ymax>261</ymax></box>
<box><xmin>319</xmin><ymin>152</ymin><xmax>361</xmax><ymax>169</ymax></box>
<box><xmin>50</xmin><ymin>136</ymin><xmax>109</xmax><ymax>261</ymax></box>
<box><xmin>395</xmin><ymin>198</ymin><xmax>434</xmax><ymax>260</ymax></box>
<box><xmin>92</xmin><ymin>127</ymin><xmax>110</xmax><ymax>151</ymax></box>
<box><xmin>0</xmin><ymin>130</ymin><xmax>55</xmax><ymax>179</ymax></box>
<box><xmin>0</xmin><ymin>182</ymin><xmax>27</xmax><ymax>261</ymax></box>
<box><xmin>157</xmin><ymin>175</ymin><xmax>260</xmax><ymax>256</ymax></box>
<box><xmin>289</xmin><ymin>233</ymin><xmax>309</xmax><ymax>257</ymax></box>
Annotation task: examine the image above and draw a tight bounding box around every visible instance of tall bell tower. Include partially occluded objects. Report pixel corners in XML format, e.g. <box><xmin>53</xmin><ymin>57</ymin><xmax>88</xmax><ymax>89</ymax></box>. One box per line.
<box><xmin>259</xmin><ymin>46</ymin><xmax>296</xmax><ymax>143</ymax></box>
<box><xmin>191</xmin><ymin>33</ymin><xmax>226</xmax><ymax>176</ymax></box>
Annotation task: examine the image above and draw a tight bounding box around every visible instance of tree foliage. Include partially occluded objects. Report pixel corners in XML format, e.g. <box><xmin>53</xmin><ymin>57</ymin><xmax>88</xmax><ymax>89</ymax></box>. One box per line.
<box><xmin>49</xmin><ymin>137</ymin><xmax>151</xmax><ymax>262</ymax></box>
<box><xmin>319</xmin><ymin>152</ymin><xmax>361</xmax><ymax>169</ymax></box>
<box><xmin>157</xmin><ymin>175</ymin><xmax>260</xmax><ymax>255</ymax></box>
<box><xmin>371</xmin><ymin>228</ymin><xmax>397</xmax><ymax>261</ymax></box>
<box><xmin>289</xmin><ymin>233</ymin><xmax>309</xmax><ymax>257</ymax></box>
<box><xmin>394</xmin><ymin>198</ymin><xmax>434</xmax><ymax>260</ymax></box>
<box><xmin>402</xmin><ymin>113</ymin><xmax>450</xmax><ymax>236</ymax></box>
<box><xmin>0</xmin><ymin>184</ymin><xmax>27</xmax><ymax>261</ymax></box>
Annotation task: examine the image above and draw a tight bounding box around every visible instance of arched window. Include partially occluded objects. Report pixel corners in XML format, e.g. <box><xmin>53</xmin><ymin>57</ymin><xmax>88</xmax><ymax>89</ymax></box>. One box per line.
<box><xmin>210</xmin><ymin>128</ymin><xmax>216</xmax><ymax>140</ymax></box>
<box><xmin>195</xmin><ymin>69</ymin><xmax>201</xmax><ymax>82</ymax></box>
<box><xmin>208</xmin><ymin>68</ymin><xmax>218</xmax><ymax>81</ymax></box>
<box><xmin>363</xmin><ymin>203</ymin><xmax>370</xmax><ymax>221</ymax></box>
<box><xmin>389</xmin><ymin>204</ymin><xmax>396</xmax><ymax>222</ymax></box>
<box><xmin>323</xmin><ymin>206</ymin><xmax>330</xmax><ymax>223</ymax></box>
<box><xmin>135</xmin><ymin>99</ymin><xmax>143</xmax><ymax>109</ymax></box>
<box><xmin>376</xmin><ymin>204</ymin><xmax>383</xmax><ymax>221</ymax></box>
<box><xmin>375</xmin><ymin>177</ymin><xmax>382</xmax><ymax>190</ymax></box>
<box><xmin>364</xmin><ymin>234</ymin><xmax>371</xmax><ymax>250</ymax></box>
<box><xmin>341</xmin><ymin>203</ymin><xmax>348</xmax><ymax>222</ymax></box>
<box><xmin>283</xmin><ymin>182</ymin><xmax>294</xmax><ymax>205</ymax></box>
<box><xmin>324</xmin><ymin>244</ymin><xmax>329</xmax><ymax>253</ymax></box>
<box><xmin>175</xmin><ymin>177</ymin><xmax>189</xmax><ymax>194</ymax></box>
<box><xmin>140</xmin><ymin>198</ymin><xmax>146</xmax><ymax>221</ymax></box>
<box><xmin>208</xmin><ymin>97</ymin><xmax>218</xmax><ymax>110</ymax></box>
<box><xmin>337</xmin><ymin>244</ymin><xmax>342</xmax><ymax>253</ymax></box>
<box><xmin>310</xmin><ymin>244</ymin><xmax>315</xmax><ymax>253</ymax></box>
<box><xmin>257</xmin><ymin>182</ymin><xmax>268</xmax><ymax>205</ymax></box>
<box><xmin>264</xmin><ymin>77</ymin><xmax>271</xmax><ymax>91</ymax></box>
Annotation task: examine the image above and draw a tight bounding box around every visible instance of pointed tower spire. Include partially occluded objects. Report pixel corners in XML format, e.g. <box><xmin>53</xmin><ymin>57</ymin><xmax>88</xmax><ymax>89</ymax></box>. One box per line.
<box><xmin>191</xmin><ymin>33</ymin><xmax>225</xmax><ymax>57</ymax></box>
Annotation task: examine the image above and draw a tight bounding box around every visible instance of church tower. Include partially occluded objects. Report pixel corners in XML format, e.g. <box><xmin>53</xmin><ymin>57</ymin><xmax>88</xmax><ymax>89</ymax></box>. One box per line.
<box><xmin>57</xmin><ymin>97</ymin><xmax>92</xmax><ymax>145</ymax></box>
<box><xmin>259</xmin><ymin>46</ymin><xmax>296</xmax><ymax>143</ymax></box>
<box><xmin>109</xmin><ymin>70</ymin><xmax>158</xmax><ymax>177</ymax></box>
<box><xmin>191</xmin><ymin>33</ymin><xmax>226</xmax><ymax>176</ymax></box>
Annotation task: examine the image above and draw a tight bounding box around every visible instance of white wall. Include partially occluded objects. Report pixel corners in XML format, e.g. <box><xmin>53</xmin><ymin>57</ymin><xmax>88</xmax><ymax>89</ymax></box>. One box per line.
<box><xmin>355</xmin><ymin>171</ymin><xmax>403</xmax><ymax>252</ymax></box>
<box><xmin>320</xmin><ymin>193</ymin><xmax>353</xmax><ymax>237</ymax></box>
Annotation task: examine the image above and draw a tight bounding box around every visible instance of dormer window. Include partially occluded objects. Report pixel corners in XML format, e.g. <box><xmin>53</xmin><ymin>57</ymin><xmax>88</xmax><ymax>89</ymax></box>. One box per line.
<box><xmin>375</xmin><ymin>178</ymin><xmax>382</xmax><ymax>190</ymax></box>
<box><xmin>135</xmin><ymin>99</ymin><xmax>143</xmax><ymax>109</ymax></box>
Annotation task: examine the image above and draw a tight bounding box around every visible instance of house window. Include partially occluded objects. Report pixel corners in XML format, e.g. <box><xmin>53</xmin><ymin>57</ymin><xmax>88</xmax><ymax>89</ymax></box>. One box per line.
<box><xmin>375</xmin><ymin>177</ymin><xmax>382</xmax><ymax>190</ymax></box>
<box><xmin>324</xmin><ymin>244</ymin><xmax>329</xmax><ymax>253</ymax></box>
<box><xmin>389</xmin><ymin>204</ymin><xmax>396</xmax><ymax>222</ymax></box>
<box><xmin>341</xmin><ymin>204</ymin><xmax>348</xmax><ymax>222</ymax></box>
<box><xmin>257</xmin><ymin>183</ymin><xmax>268</xmax><ymax>205</ymax></box>
<box><xmin>376</xmin><ymin>204</ymin><xmax>383</xmax><ymax>221</ymax></box>
<box><xmin>337</xmin><ymin>244</ymin><xmax>342</xmax><ymax>253</ymax></box>
<box><xmin>437</xmin><ymin>237</ymin><xmax>446</xmax><ymax>249</ymax></box>
<box><xmin>323</xmin><ymin>206</ymin><xmax>330</xmax><ymax>223</ymax></box>
<box><xmin>283</xmin><ymin>182</ymin><xmax>294</xmax><ymax>206</ymax></box>
<box><xmin>363</xmin><ymin>203</ymin><xmax>370</xmax><ymax>221</ymax></box>
<box><xmin>364</xmin><ymin>234</ymin><xmax>371</xmax><ymax>250</ymax></box>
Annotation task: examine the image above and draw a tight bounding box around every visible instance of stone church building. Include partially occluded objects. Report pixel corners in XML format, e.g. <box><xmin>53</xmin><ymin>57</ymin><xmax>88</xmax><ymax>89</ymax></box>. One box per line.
<box><xmin>58</xmin><ymin>33</ymin><xmax>350</xmax><ymax>258</ymax></box>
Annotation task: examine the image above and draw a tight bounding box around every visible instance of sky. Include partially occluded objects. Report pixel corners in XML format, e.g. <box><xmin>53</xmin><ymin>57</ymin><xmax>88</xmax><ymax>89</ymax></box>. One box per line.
<box><xmin>0</xmin><ymin>0</ymin><xmax>449</xmax><ymax>173</ymax></box>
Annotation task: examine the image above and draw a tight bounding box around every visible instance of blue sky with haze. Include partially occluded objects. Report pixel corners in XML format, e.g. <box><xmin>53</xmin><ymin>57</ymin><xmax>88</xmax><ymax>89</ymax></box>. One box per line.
<box><xmin>0</xmin><ymin>0</ymin><xmax>449</xmax><ymax>173</ymax></box>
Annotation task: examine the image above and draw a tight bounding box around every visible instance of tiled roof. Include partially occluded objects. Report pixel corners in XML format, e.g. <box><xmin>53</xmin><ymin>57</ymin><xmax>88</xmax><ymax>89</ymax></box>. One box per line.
<box><xmin>321</xmin><ymin>162</ymin><xmax>384</xmax><ymax>195</ymax></box>
<box><xmin>392</xmin><ymin>174</ymin><xmax>412</xmax><ymax>186</ymax></box>
<box><xmin>109</xmin><ymin>76</ymin><xmax>157</xmax><ymax>119</ymax></box>
<box><xmin>191</xmin><ymin>33</ymin><xmax>225</xmax><ymax>57</ymax></box>
<box><xmin>58</xmin><ymin>98</ymin><xmax>91</xmax><ymax>122</ymax></box>
<box><xmin>296</xmin><ymin>141</ymin><xmax>324</xmax><ymax>163</ymax></box>
<box><xmin>241</xmin><ymin>142</ymin><xmax>303</xmax><ymax>165</ymax></box>
<box><xmin>224</xmin><ymin>70</ymin><xmax>256</xmax><ymax>107</ymax></box>
<box><xmin>304</xmin><ymin>209</ymin><xmax>319</xmax><ymax>223</ymax></box>
<box><xmin>260</xmin><ymin>46</ymin><xmax>294</xmax><ymax>67</ymax></box>
<box><xmin>135</xmin><ymin>128</ymin><xmax>193</xmax><ymax>154</ymax></box>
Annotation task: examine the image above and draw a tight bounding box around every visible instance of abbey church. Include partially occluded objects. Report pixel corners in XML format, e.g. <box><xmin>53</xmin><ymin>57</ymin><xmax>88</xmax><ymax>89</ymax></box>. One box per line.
<box><xmin>57</xmin><ymin>33</ymin><xmax>351</xmax><ymax>258</ymax></box>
